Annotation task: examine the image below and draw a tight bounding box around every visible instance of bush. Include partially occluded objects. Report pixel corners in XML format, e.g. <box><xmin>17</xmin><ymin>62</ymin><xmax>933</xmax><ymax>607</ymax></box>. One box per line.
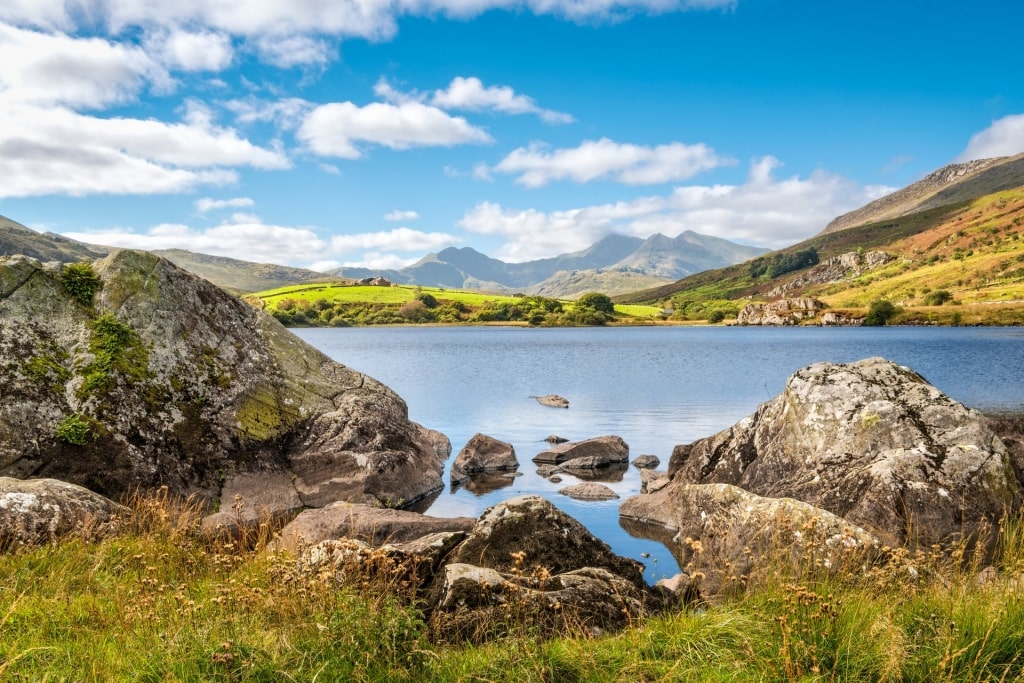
<box><xmin>863</xmin><ymin>300</ymin><xmax>898</xmax><ymax>326</ymax></box>
<box><xmin>61</xmin><ymin>262</ymin><xmax>100</xmax><ymax>307</ymax></box>
<box><xmin>398</xmin><ymin>300</ymin><xmax>434</xmax><ymax>322</ymax></box>
<box><xmin>416</xmin><ymin>293</ymin><xmax>439</xmax><ymax>309</ymax></box>
<box><xmin>707</xmin><ymin>310</ymin><xmax>726</xmax><ymax>324</ymax></box>
<box><xmin>923</xmin><ymin>290</ymin><xmax>953</xmax><ymax>306</ymax></box>
<box><xmin>575</xmin><ymin>292</ymin><xmax>615</xmax><ymax>315</ymax></box>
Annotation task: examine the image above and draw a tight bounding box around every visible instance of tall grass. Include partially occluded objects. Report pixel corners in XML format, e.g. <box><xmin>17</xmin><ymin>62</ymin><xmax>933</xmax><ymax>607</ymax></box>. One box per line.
<box><xmin>3</xmin><ymin>491</ymin><xmax>1024</xmax><ymax>681</ymax></box>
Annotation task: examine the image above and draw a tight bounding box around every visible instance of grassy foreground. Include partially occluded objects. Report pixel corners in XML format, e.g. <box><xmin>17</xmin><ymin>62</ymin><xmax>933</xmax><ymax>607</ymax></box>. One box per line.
<box><xmin>3</xmin><ymin>492</ymin><xmax>1024</xmax><ymax>681</ymax></box>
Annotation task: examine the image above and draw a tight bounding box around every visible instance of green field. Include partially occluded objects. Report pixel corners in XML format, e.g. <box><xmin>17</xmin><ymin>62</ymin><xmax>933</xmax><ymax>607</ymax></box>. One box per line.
<box><xmin>247</xmin><ymin>283</ymin><xmax>664</xmax><ymax>327</ymax></box>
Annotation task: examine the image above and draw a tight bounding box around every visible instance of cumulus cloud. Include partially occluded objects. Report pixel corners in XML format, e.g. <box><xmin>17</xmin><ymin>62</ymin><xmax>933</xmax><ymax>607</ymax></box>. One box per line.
<box><xmin>384</xmin><ymin>209</ymin><xmax>420</xmax><ymax>221</ymax></box>
<box><xmin>297</xmin><ymin>101</ymin><xmax>491</xmax><ymax>158</ymax></box>
<box><xmin>460</xmin><ymin>157</ymin><xmax>892</xmax><ymax>261</ymax></box>
<box><xmin>376</xmin><ymin>76</ymin><xmax>572</xmax><ymax>123</ymax></box>
<box><xmin>252</xmin><ymin>34</ymin><xmax>333</xmax><ymax>68</ymax></box>
<box><xmin>150</xmin><ymin>29</ymin><xmax>234</xmax><ymax>71</ymax></box>
<box><xmin>56</xmin><ymin>218</ymin><xmax>459</xmax><ymax>269</ymax></box>
<box><xmin>492</xmin><ymin>138</ymin><xmax>733</xmax><ymax>187</ymax></box>
<box><xmin>225</xmin><ymin>96</ymin><xmax>312</xmax><ymax>129</ymax></box>
<box><xmin>195</xmin><ymin>196</ymin><xmax>255</xmax><ymax>212</ymax></box>
<box><xmin>957</xmin><ymin>114</ymin><xmax>1024</xmax><ymax>162</ymax></box>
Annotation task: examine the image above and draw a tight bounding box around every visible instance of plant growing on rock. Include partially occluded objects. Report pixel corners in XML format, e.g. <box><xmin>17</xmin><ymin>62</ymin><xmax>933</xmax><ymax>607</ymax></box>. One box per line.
<box><xmin>60</xmin><ymin>262</ymin><xmax>101</xmax><ymax>307</ymax></box>
<box><xmin>55</xmin><ymin>413</ymin><xmax>92</xmax><ymax>446</ymax></box>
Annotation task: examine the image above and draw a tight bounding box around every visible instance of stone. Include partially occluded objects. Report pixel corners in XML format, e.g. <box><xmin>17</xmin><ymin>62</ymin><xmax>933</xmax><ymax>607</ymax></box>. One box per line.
<box><xmin>545</xmin><ymin>434</ymin><xmax>569</xmax><ymax>444</ymax></box>
<box><xmin>0</xmin><ymin>252</ymin><xmax>447</xmax><ymax>522</ymax></box>
<box><xmin>445</xmin><ymin>495</ymin><xmax>647</xmax><ymax>591</ymax></box>
<box><xmin>620</xmin><ymin>482</ymin><xmax>878</xmax><ymax>598</ymax></box>
<box><xmin>0</xmin><ymin>477</ymin><xmax>127</xmax><ymax>549</ymax></box>
<box><xmin>735</xmin><ymin>298</ymin><xmax>827</xmax><ymax>326</ymax></box>
<box><xmin>270</xmin><ymin>501</ymin><xmax>475</xmax><ymax>553</ymax></box>
<box><xmin>430</xmin><ymin>563</ymin><xmax>651</xmax><ymax>644</ymax></box>
<box><xmin>667</xmin><ymin>357</ymin><xmax>1020</xmax><ymax>548</ymax></box>
<box><xmin>535</xmin><ymin>464</ymin><xmax>563</xmax><ymax>478</ymax></box>
<box><xmin>532</xmin><ymin>435</ymin><xmax>629</xmax><ymax>466</ymax></box>
<box><xmin>640</xmin><ymin>469</ymin><xmax>670</xmax><ymax>493</ymax></box>
<box><xmin>632</xmin><ymin>454</ymin><xmax>660</xmax><ymax>469</ymax></box>
<box><xmin>532</xmin><ymin>395</ymin><xmax>569</xmax><ymax>408</ymax></box>
<box><xmin>450</xmin><ymin>433</ymin><xmax>518</xmax><ymax>484</ymax></box>
<box><xmin>559</xmin><ymin>483</ymin><xmax>619</xmax><ymax>501</ymax></box>
<box><xmin>301</xmin><ymin>531</ymin><xmax>466</xmax><ymax>588</ymax></box>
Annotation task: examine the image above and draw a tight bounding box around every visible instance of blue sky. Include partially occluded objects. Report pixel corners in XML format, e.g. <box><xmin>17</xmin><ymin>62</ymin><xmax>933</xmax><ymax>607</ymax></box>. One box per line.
<box><xmin>1</xmin><ymin>0</ymin><xmax>1022</xmax><ymax>270</ymax></box>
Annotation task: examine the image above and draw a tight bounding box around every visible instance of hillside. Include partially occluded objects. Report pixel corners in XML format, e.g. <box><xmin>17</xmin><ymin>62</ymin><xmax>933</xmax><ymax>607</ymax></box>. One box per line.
<box><xmin>0</xmin><ymin>215</ymin><xmax>108</xmax><ymax>262</ymax></box>
<box><xmin>152</xmin><ymin>249</ymin><xmax>348</xmax><ymax>294</ymax></box>
<box><xmin>822</xmin><ymin>152</ymin><xmax>1024</xmax><ymax>235</ymax></box>
<box><xmin>328</xmin><ymin>231</ymin><xmax>768</xmax><ymax>298</ymax></box>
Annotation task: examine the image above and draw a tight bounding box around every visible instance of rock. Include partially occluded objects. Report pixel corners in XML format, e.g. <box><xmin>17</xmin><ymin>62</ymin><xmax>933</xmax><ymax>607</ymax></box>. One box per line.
<box><xmin>301</xmin><ymin>531</ymin><xmax>466</xmax><ymax>588</ymax></box>
<box><xmin>559</xmin><ymin>483</ymin><xmax>619</xmax><ymax>501</ymax></box>
<box><xmin>545</xmin><ymin>434</ymin><xmax>569</xmax><ymax>444</ymax></box>
<box><xmin>0</xmin><ymin>477</ymin><xmax>127</xmax><ymax>548</ymax></box>
<box><xmin>767</xmin><ymin>251</ymin><xmax>894</xmax><ymax>298</ymax></box>
<box><xmin>446</xmin><ymin>495</ymin><xmax>647</xmax><ymax>591</ymax></box>
<box><xmin>0</xmin><ymin>252</ymin><xmax>446</xmax><ymax>521</ymax></box>
<box><xmin>450</xmin><ymin>433</ymin><xmax>517</xmax><ymax>484</ymax></box>
<box><xmin>549</xmin><ymin>476</ymin><xmax>563</xmax><ymax>483</ymax></box>
<box><xmin>532</xmin><ymin>395</ymin><xmax>569</xmax><ymax>409</ymax></box>
<box><xmin>535</xmin><ymin>464</ymin><xmax>563</xmax><ymax>478</ymax></box>
<box><xmin>640</xmin><ymin>469</ymin><xmax>670</xmax><ymax>493</ymax></box>
<box><xmin>430</xmin><ymin>563</ymin><xmax>650</xmax><ymax>644</ymax></box>
<box><xmin>632</xmin><ymin>454</ymin><xmax>660</xmax><ymax>469</ymax></box>
<box><xmin>667</xmin><ymin>358</ymin><xmax>1020</xmax><ymax>548</ymax></box>
<box><xmin>269</xmin><ymin>501</ymin><xmax>475</xmax><ymax>553</ymax></box>
<box><xmin>532</xmin><ymin>435</ymin><xmax>629</xmax><ymax>466</ymax></box>
<box><xmin>620</xmin><ymin>482</ymin><xmax>878</xmax><ymax>598</ymax></box>
<box><xmin>735</xmin><ymin>298</ymin><xmax>827</xmax><ymax>326</ymax></box>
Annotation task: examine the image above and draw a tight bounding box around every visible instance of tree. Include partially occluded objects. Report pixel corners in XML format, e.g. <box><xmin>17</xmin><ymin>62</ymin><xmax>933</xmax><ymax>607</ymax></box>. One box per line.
<box><xmin>863</xmin><ymin>300</ymin><xmax>898</xmax><ymax>326</ymax></box>
<box><xmin>575</xmin><ymin>292</ymin><xmax>615</xmax><ymax>315</ymax></box>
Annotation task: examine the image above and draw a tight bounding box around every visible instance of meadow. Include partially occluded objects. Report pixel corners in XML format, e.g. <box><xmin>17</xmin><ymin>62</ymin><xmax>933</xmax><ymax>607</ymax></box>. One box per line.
<box><xmin>3</xmin><ymin>490</ymin><xmax>1024</xmax><ymax>681</ymax></box>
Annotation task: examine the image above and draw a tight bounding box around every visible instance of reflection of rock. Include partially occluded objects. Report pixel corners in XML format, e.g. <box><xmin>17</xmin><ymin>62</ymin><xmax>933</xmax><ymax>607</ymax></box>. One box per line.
<box><xmin>0</xmin><ymin>477</ymin><xmax>126</xmax><ymax>548</ymax></box>
<box><xmin>621</xmin><ymin>482</ymin><xmax>877</xmax><ymax>597</ymax></box>
<box><xmin>559</xmin><ymin>482</ymin><xmax>619</xmax><ymax>501</ymax></box>
<box><xmin>545</xmin><ymin>434</ymin><xmax>569</xmax><ymax>444</ymax></box>
<box><xmin>451</xmin><ymin>433</ymin><xmax>517</xmax><ymax>484</ymax></box>
<box><xmin>667</xmin><ymin>358</ymin><xmax>1020</xmax><ymax>548</ymax></box>
<box><xmin>536</xmin><ymin>464</ymin><xmax>563</xmax><ymax>478</ymax></box>
<box><xmin>562</xmin><ymin>462</ymin><xmax>628</xmax><ymax>483</ymax></box>
<box><xmin>533</xmin><ymin>435</ymin><xmax>629</xmax><ymax>466</ymax></box>
<box><xmin>532</xmin><ymin>394</ymin><xmax>569</xmax><ymax>408</ymax></box>
<box><xmin>272</xmin><ymin>501</ymin><xmax>474</xmax><ymax>552</ymax></box>
<box><xmin>632</xmin><ymin>454</ymin><xmax>660</xmax><ymax>469</ymax></box>
<box><xmin>453</xmin><ymin>472</ymin><xmax>516</xmax><ymax>496</ymax></box>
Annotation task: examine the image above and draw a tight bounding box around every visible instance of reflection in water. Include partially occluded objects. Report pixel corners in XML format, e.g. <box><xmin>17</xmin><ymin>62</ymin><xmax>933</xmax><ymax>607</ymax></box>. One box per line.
<box><xmin>451</xmin><ymin>472</ymin><xmax>517</xmax><ymax>496</ymax></box>
<box><xmin>620</xmin><ymin>516</ymin><xmax>685</xmax><ymax>569</ymax></box>
<box><xmin>562</xmin><ymin>462</ymin><xmax>628</xmax><ymax>482</ymax></box>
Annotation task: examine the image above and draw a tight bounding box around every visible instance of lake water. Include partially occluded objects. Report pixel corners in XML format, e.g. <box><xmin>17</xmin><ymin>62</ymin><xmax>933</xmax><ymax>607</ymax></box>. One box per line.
<box><xmin>295</xmin><ymin>325</ymin><xmax>1024</xmax><ymax>582</ymax></box>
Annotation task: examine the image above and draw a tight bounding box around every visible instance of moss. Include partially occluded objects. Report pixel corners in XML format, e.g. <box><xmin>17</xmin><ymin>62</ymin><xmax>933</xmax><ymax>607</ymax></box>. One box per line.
<box><xmin>55</xmin><ymin>414</ymin><xmax>93</xmax><ymax>446</ymax></box>
<box><xmin>60</xmin><ymin>262</ymin><xmax>101</xmax><ymax>307</ymax></box>
<box><xmin>234</xmin><ymin>384</ymin><xmax>301</xmax><ymax>441</ymax></box>
<box><xmin>77</xmin><ymin>313</ymin><xmax>150</xmax><ymax>399</ymax></box>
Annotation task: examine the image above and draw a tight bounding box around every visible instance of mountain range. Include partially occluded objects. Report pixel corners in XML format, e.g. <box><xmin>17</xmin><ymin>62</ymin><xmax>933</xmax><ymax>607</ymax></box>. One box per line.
<box><xmin>326</xmin><ymin>231</ymin><xmax>769</xmax><ymax>298</ymax></box>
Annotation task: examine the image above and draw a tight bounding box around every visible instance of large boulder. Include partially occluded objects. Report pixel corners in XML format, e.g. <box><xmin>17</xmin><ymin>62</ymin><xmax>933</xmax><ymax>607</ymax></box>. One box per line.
<box><xmin>620</xmin><ymin>482</ymin><xmax>877</xmax><ymax>597</ymax></box>
<box><xmin>445</xmin><ymin>495</ymin><xmax>647</xmax><ymax>591</ymax></box>
<box><xmin>532</xmin><ymin>435</ymin><xmax>629</xmax><ymax>466</ymax></box>
<box><xmin>735</xmin><ymin>298</ymin><xmax>826</xmax><ymax>326</ymax></box>
<box><xmin>0</xmin><ymin>252</ymin><xmax>447</xmax><ymax>520</ymax></box>
<box><xmin>450</xmin><ymin>433</ymin><xmax>518</xmax><ymax>484</ymax></box>
<box><xmin>0</xmin><ymin>477</ymin><xmax>126</xmax><ymax>548</ymax></box>
<box><xmin>266</xmin><ymin>501</ymin><xmax>475</xmax><ymax>552</ymax></box>
<box><xmin>667</xmin><ymin>358</ymin><xmax>1020</xmax><ymax>547</ymax></box>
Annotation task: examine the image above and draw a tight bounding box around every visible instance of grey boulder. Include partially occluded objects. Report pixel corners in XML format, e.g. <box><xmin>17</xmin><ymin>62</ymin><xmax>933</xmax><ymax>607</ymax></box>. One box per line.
<box><xmin>0</xmin><ymin>477</ymin><xmax>126</xmax><ymax>548</ymax></box>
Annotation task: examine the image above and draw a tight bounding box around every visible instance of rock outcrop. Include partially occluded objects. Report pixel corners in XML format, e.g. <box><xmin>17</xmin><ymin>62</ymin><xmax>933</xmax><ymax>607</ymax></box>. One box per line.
<box><xmin>767</xmin><ymin>251</ymin><xmax>894</xmax><ymax>298</ymax></box>
<box><xmin>0</xmin><ymin>251</ymin><xmax>447</xmax><ymax>521</ymax></box>
<box><xmin>450</xmin><ymin>433</ymin><xmax>518</xmax><ymax>484</ymax></box>
<box><xmin>0</xmin><ymin>477</ymin><xmax>126</xmax><ymax>548</ymax></box>
<box><xmin>532</xmin><ymin>394</ymin><xmax>569</xmax><ymax>408</ymax></box>
<box><xmin>532</xmin><ymin>435</ymin><xmax>629</xmax><ymax>467</ymax></box>
<box><xmin>666</xmin><ymin>358</ymin><xmax>1019</xmax><ymax>547</ymax></box>
<box><xmin>620</xmin><ymin>483</ymin><xmax>877</xmax><ymax>597</ymax></box>
<box><xmin>735</xmin><ymin>298</ymin><xmax>827</xmax><ymax>326</ymax></box>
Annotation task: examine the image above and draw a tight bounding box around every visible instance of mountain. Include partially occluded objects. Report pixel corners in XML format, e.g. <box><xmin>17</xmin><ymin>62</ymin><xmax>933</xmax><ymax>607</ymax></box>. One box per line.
<box><xmin>328</xmin><ymin>231</ymin><xmax>767</xmax><ymax>298</ymax></box>
<box><xmin>822</xmin><ymin>152</ymin><xmax>1024</xmax><ymax>235</ymax></box>
<box><xmin>0</xmin><ymin>216</ymin><xmax>346</xmax><ymax>294</ymax></box>
<box><xmin>617</xmin><ymin>154</ymin><xmax>1024</xmax><ymax>323</ymax></box>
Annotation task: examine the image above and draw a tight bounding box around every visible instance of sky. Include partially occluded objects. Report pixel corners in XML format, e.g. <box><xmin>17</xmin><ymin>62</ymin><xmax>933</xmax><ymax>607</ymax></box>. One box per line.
<box><xmin>1</xmin><ymin>0</ymin><xmax>1023</xmax><ymax>271</ymax></box>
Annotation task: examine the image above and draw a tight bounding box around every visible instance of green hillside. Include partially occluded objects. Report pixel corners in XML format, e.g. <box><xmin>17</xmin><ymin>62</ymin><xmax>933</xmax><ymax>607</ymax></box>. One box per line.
<box><xmin>248</xmin><ymin>282</ymin><xmax>663</xmax><ymax>326</ymax></box>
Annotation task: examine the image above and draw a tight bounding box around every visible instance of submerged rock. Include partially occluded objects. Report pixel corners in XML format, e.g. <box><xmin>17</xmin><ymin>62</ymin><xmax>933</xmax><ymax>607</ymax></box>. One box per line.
<box><xmin>0</xmin><ymin>477</ymin><xmax>126</xmax><ymax>548</ymax></box>
<box><xmin>532</xmin><ymin>435</ymin><xmax>629</xmax><ymax>466</ymax></box>
<box><xmin>667</xmin><ymin>357</ymin><xmax>1019</xmax><ymax>547</ymax></box>
<box><xmin>0</xmin><ymin>251</ymin><xmax>447</xmax><ymax>521</ymax></box>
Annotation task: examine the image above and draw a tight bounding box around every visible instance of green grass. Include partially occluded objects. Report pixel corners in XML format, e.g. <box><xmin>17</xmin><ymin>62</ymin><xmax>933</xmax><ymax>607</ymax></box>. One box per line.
<box><xmin>4</xmin><ymin>492</ymin><xmax>1024</xmax><ymax>681</ymax></box>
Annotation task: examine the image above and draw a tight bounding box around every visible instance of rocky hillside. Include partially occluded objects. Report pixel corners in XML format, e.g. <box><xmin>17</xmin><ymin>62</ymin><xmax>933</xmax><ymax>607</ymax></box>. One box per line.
<box><xmin>0</xmin><ymin>250</ymin><xmax>447</xmax><ymax>521</ymax></box>
<box><xmin>822</xmin><ymin>152</ymin><xmax>1024</xmax><ymax>235</ymax></box>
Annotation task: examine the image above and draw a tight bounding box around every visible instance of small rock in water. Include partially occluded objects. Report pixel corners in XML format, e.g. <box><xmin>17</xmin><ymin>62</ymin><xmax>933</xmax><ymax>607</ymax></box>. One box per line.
<box><xmin>640</xmin><ymin>552</ymin><xmax>651</xmax><ymax>558</ymax></box>
<box><xmin>532</xmin><ymin>394</ymin><xmax>569</xmax><ymax>409</ymax></box>
<box><xmin>559</xmin><ymin>482</ymin><xmax>619</xmax><ymax>501</ymax></box>
<box><xmin>545</xmin><ymin>434</ymin><xmax>569</xmax><ymax>444</ymax></box>
<box><xmin>632</xmin><ymin>454</ymin><xmax>660</xmax><ymax>469</ymax></box>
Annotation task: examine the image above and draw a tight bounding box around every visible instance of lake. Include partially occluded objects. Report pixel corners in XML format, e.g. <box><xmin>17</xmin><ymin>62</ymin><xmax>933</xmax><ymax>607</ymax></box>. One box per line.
<box><xmin>295</xmin><ymin>325</ymin><xmax>1024</xmax><ymax>582</ymax></box>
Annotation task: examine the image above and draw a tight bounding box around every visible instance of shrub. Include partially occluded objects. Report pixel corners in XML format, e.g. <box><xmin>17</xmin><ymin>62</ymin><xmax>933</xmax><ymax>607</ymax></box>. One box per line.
<box><xmin>575</xmin><ymin>292</ymin><xmax>615</xmax><ymax>315</ymax></box>
<box><xmin>923</xmin><ymin>290</ymin><xmax>952</xmax><ymax>306</ymax></box>
<box><xmin>863</xmin><ymin>300</ymin><xmax>898</xmax><ymax>326</ymax></box>
<box><xmin>707</xmin><ymin>310</ymin><xmax>726</xmax><ymax>324</ymax></box>
<box><xmin>61</xmin><ymin>262</ymin><xmax>100</xmax><ymax>307</ymax></box>
<box><xmin>398</xmin><ymin>300</ymin><xmax>434</xmax><ymax>322</ymax></box>
<box><xmin>416</xmin><ymin>293</ymin><xmax>439</xmax><ymax>309</ymax></box>
<box><xmin>55</xmin><ymin>414</ymin><xmax>92</xmax><ymax>446</ymax></box>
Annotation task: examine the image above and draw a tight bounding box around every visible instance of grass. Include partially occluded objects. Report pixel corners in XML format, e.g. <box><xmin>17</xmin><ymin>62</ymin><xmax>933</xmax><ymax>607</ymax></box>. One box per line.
<box><xmin>4</xmin><ymin>491</ymin><xmax>1024</xmax><ymax>681</ymax></box>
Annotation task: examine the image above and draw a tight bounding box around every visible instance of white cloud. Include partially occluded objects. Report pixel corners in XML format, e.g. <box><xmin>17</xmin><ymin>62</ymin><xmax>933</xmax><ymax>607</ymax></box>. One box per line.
<box><xmin>252</xmin><ymin>34</ymin><xmax>333</xmax><ymax>68</ymax></box>
<box><xmin>957</xmin><ymin>114</ymin><xmax>1024</xmax><ymax>162</ymax></box>
<box><xmin>151</xmin><ymin>29</ymin><xmax>234</xmax><ymax>71</ymax></box>
<box><xmin>430</xmin><ymin>76</ymin><xmax>573</xmax><ymax>123</ymax></box>
<box><xmin>195</xmin><ymin>196</ymin><xmax>255</xmax><ymax>212</ymax></box>
<box><xmin>297</xmin><ymin>101</ymin><xmax>492</xmax><ymax>158</ymax></box>
<box><xmin>0</xmin><ymin>23</ymin><xmax>169</xmax><ymax>108</ymax></box>
<box><xmin>329</xmin><ymin>227</ymin><xmax>458</xmax><ymax>252</ymax></box>
<box><xmin>384</xmin><ymin>209</ymin><xmax>420</xmax><ymax>221</ymax></box>
<box><xmin>225</xmin><ymin>96</ymin><xmax>312</xmax><ymax>129</ymax></box>
<box><xmin>343</xmin><ymin>252</ymin><xmax>422</xmax><ymax>269</ymax></box>
<box><xmin>460</xmin><ymin>157</ymin><xmax>891</xmax><ymax>261</ymax></box>
<box><xmin>318</xmin><ymin>163</ymin><xmax>342</xmax><ymax>175</ymax></box>
<box><xmin>492</xmin><ymin>138</ymin><xmax>733</xmax><ymax>187</ymax></box>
